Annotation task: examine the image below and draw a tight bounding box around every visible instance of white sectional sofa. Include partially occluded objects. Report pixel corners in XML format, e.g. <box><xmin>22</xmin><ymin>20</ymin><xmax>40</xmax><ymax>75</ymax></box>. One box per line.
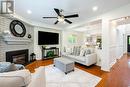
<box><xmin>63</xmin><ymin>53</ymin><xmax>97</xmax><ymax>66</ymax></box>
<box><xmin>28</xmin><ymin>67</ymin><xmax>45</xmax><ymax>87</ymax></box>
<box><xmin>0</xmin><ymin>66</ymin><xmax>45</xmax><ymax>87</ymax></box>
<box><xmin>62</xmin><ymin>46</ymin><xmax>97</xmax><ymax>66</ymax></box>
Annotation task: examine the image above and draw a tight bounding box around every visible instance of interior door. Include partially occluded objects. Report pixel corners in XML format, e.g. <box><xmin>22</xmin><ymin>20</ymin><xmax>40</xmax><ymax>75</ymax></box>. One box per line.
<box><xmin>127</xmin><ymin>35</ymin><xmax>130</xmax><ymax>53</ymax></box>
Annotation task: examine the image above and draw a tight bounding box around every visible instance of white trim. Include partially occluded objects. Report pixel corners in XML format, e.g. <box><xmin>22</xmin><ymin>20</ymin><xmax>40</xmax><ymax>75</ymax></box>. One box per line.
<box><xmin>110</xmin><ymin>60</ymin><xmax>117</xmax><ymax>68</ymax></box>
<box><xmin>0</xmin><ymin>14</ymin><xmax>62</xmax><ymax>30</ymax></box>
<box><xmin>101</xmin><ymin>67</ymin><xmax>110</xmax><ymax>72</ymax></box>
<box><xmin>3</xmin><ymin>36</ymin><xmax>31</xmax><ymax>45</ymax></box>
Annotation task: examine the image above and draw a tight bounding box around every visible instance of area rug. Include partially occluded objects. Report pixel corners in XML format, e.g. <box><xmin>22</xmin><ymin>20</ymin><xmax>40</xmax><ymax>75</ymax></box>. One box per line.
<box><xmin>45</xmin><ymin>65</ymin><xmax>102</xmax><ymax>87</ymax></box>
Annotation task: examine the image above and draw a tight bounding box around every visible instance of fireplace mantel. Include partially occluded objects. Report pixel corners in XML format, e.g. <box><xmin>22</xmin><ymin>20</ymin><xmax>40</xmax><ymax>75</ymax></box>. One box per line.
<box><xmin>3</xmin><ymin>36</ymin><xmax>31</xmax><ymax>45</ymax></box>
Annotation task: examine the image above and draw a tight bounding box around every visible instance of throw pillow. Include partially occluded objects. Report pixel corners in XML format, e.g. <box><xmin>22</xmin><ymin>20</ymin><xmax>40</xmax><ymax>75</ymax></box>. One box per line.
<box><xmin>9</xmin><ymin>63</ymin><xmax>17</xmax><ymax>71</ymax></box>
<box><xmin>76</xmin><ymin>46</ymin><xmax>81</xmax><ymax>56</ymax></box>
<box><xmin>72</xmin><ymin>46</ymin><xmax>76</xmax><ymax>55</ymax></box>
<box><xmin>66</xmin><ymin>48</ymin><xmax>72</xmax><ymax>54</ymax></box>
<box><xmin>85</xmin><ymin>49</ymin><xmax>91</xmax><ymax>55</ymax></box>
<box><xmin>15</xmin><ymin>64</ymin><xmax>25</xmax><ymax>70</ymax></box>
<box><xmin>79</xmin><ymin>49</ymin><xmax>86</xmax><ymax>56</ymax></box>
<box><xmin>88</xmin><ymin>47</ymin><xmax>94</xmax><ymax>53</ymax></box>
<box><xmin>0</xmin><ymin>62</ymin><xmax>12</xmax><ymax>73</ymax></box>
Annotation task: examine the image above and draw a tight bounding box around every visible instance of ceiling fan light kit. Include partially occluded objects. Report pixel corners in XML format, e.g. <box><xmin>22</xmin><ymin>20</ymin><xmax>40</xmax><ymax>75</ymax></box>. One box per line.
<box><xmin>43</xmin><ymin>8</ymin><xmax>79</xmax><ymax>25</ymax></box>
<box><xmin>57</xmin><ymin>16</ymin><xmax>64</xmax><ymax>22</ymax></box>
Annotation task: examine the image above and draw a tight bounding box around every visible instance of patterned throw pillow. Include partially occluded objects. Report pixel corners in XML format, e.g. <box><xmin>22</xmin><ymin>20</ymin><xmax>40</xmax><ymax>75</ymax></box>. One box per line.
<box><xmin>0</xmin><ymin>62</ymin><xmax>12</xmax><ymax>73</ymax></box>
<box><xmin>0</xmin><ymin>62</ymin><xmax>24</xmax><ymax>73</ymax></box>
<box><xmin>85</xmin><ymin>49</ymin><xmax>91</xmax><ymax>56</ymax></box>
<box><xmin>76</xmin><ymin>46</ymin><xmax>81</xmax><ymax>56</ymax></box>
<box><xmin>88</xmin><ymin>48</ymin><xmax>94</xmax><ymax>53</ymax></box>
<box><xmin>79</xmin><ymin>49</ymin><xmax>86</xmax><ymax>56</ymax></box>
<box><xmin>15</xmin><ymin>64</ymin><xmax>25</xmax><ymax>70</ymax></box>
<box><xmin>72</xmin><ymin>46</ymin><xmax>76</xmax><ymax>55</ymax></box>
<box><xmin>87</xmin><ymin>49</ymin><xmax>91</xmax><ymax>54</ymax></box>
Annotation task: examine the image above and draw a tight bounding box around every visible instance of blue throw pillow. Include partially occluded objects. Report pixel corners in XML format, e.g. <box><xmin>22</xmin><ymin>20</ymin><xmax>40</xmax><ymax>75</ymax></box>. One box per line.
<box><xmin>0</xmin><ymin>62</ymin><xmax>12</xmax><ymax>73</ymax></box>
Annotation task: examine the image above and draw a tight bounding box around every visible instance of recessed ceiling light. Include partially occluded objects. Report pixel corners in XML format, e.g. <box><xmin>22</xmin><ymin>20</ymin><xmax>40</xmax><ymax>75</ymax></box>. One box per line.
<box><xmin>27</xmin><ymin>10</ymin><xmax>32</xmax><ymax>14</ymax></box>
<box><xmin>92</xmin><ymin>6</ymin><xmax>98</xmax><ymax>11</ymax></box>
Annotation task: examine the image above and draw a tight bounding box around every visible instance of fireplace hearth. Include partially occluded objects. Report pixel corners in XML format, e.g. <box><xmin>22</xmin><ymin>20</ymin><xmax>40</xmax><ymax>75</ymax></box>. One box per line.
<box><xmin>6</xmin><ymin>49</ymin><xmax>28</xmax><ymax>65</ymax></box>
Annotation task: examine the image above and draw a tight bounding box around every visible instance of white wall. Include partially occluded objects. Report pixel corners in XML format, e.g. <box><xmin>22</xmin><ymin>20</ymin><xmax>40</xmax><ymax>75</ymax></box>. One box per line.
<box><xmin>65</xmin><ymin>3</ymin><xmax>130</xmax><ymax>71</ymax></box>
<box><xmin>125</xmin><ymin>24</ymin><xmax>130</xmax><ymax>52</ymax></box>
<box><xmin>85</xmin><ymin>23</ymin><xmax>102</xmax><ymax>35</ymax></box>
<box><xmin>107</xmin><ymin>23</ymin><xmax>130</xmax><ymax>68</ymax></box>
<box><xmin>116</xmin><ymin>25</ymin><xmax>126</xmax><ymax>58</ymax></box>
<box><xmin>33</xmin><ymin>27</ymin><xmax>62</xmax><ymax>60</ymax></box>
<box><xmin>62</xmin><ymin>30</ymin><xmax>85</xmax><ymax>50</ymax></box>
<box><xmin>99</xmin><ymin>4</ymin><xmax>130</xmax><ymax>71</ymax></box>
<box><xmin>116</xmin><ymin>24</ymin><xmax>130</xmax><ymax>54</ymax></box>
<box><xmin>0</xmin><ymin>16</ymin><xmax>34</xmax><ymax>61</ymax></box>
<box><xmin>0</xmin><ymin>16</ymin><xmax>62</xmax><ymax>61</ymax></box>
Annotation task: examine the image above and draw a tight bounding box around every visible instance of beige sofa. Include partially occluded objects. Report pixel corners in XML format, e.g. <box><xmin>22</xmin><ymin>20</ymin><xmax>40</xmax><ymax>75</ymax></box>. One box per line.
<box><xmin>0</xmin><ymin>66</ymin><xmax>45</xmax><ymax>87</ymax></box>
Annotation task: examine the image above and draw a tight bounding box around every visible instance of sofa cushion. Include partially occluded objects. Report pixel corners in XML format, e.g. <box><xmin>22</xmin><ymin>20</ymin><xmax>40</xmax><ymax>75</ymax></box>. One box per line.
<box><xmin>0</xmin><ymin>69</ymin><xmax>31</xmax><ymax>87</ymax></box>
<box><xmin>67</xmin><ymin>55</ymin><xmax>86</xmax><ymax>62</ymax></box>
<box><xmin>74</xmin><ymin>56</ymin><xmax>86</xmax><ymax>62</ymax></box>
<box><xmin>0</xmin><ymin>62</ymin><xmax>12</xmax><ymax>73</ymax></box>
<box><xmin>67</xmin><ymin>54</ymin><xmax>76</xmax><ymax>59</ymax></box>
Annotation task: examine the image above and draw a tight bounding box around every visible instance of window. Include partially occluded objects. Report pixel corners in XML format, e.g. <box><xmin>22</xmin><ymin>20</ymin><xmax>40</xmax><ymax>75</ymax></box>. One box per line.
<box><xmin>68</xmin><ymin>34</ymin><xmax>77</xmax><ymax>44</ymax></box>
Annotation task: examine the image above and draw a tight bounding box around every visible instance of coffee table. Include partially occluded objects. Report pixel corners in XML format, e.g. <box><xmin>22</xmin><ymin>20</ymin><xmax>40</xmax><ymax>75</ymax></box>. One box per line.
<box><xmin>54</xmin><ymin>57</ymin><xmax>74</xmax><ymax>74</ymax></box>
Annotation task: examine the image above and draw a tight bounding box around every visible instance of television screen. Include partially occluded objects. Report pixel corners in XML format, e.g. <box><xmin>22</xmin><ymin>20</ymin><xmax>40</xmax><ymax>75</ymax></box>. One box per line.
<box><xmin>38</xmin><ymin>31</ymin><xmax>59</xmax><ymax>45</ymax></box>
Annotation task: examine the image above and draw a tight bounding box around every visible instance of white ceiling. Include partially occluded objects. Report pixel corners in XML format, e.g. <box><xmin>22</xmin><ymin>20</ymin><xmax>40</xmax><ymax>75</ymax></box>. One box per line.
<box><xmin>74</xmin><ymin>20</ymin><xmax>102</xmax><ymax>32</ymax></box>
<box><xmin>14</xmin><ymin>0</ymin><xmax>130</xmax><ymax>29</ymax></box>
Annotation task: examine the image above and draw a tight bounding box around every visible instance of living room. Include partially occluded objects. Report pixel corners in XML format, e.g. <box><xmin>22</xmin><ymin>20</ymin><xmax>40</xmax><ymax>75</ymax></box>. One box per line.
<box><xmin>0</xmin><ymin>0</ymin><xmax>130</xmax><ymax>87</ymax></box>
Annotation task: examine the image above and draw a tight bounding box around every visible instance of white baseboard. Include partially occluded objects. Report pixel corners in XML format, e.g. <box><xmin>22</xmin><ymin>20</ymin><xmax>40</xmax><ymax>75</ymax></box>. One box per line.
<box><xmin>101</xmin><ymin>67</ymin><xmax>110</xmax><ymax>72</ymax></box>
<box><xmin>96</xmin><ymin>63</ymin><xmax>101</xmax><ymax>66</ymax></box>
<box><xmin>110</xmin><ymin>60</ymin><xmax>117</xmax><ymax>68</ymax></box>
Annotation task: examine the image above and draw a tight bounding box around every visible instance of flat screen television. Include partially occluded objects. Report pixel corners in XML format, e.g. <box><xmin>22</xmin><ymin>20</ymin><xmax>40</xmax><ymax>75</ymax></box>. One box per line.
<box><xmin>38</xmin><ymin>31</ymin><xmax>59</xmax><ymax>45</ymax></box>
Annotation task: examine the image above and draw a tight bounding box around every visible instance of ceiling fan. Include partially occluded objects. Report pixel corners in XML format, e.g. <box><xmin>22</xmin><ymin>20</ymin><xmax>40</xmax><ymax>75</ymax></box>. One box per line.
<box><xmin>43</xmin><ymin>8</ymin><xmax>79</xmax><ymax>24</ymax></box>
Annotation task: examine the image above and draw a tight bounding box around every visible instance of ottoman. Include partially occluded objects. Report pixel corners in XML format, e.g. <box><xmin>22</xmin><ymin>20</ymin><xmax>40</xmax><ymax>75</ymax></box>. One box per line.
<box><xmin>54</xmin><ymin>57</ymin><xmax>74</xmax><ymax>74</ymax></box>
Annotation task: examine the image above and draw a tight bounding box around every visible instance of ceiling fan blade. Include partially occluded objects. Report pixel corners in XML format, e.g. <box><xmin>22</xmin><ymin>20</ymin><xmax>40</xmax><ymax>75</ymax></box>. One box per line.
<box><xmin>54</xmin><ymin>8</ymin><xmax>60</xmax><ymax>16</ymax></box>
<box><xmin>54</xmin><ymin>20</ymin><xmax>59</xmax><ymax>24</ymax></box>
<box><xmin>64</xmin><ymin>19</ymin><xmax>72</xmax><ymax>24</ymax></box>
<box><xmin>43</xmin><ymin>17</ymin><xmax>57</xmax><ymax>18</ymax></box>
<box><xmin>64</xmin><ymin>14</ymin><xmax>79</xmax><ymax>18</ymax></box>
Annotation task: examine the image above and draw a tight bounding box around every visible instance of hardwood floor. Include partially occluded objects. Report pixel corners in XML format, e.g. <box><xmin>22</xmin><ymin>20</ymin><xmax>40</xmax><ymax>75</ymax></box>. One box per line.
<box><xmin>25</xmin><ymin>54</ymin><xmax>130</xmax><ymax>87</ymax></box>
<box><xmin>106</xmin><ymin>54</ymin><xmax>130</xmax><ymax>87</ymax></box>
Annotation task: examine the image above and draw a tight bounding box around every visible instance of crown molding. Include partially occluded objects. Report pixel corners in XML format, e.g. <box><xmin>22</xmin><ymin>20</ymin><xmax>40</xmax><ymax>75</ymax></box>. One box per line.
<box><xmin>0</xmin><ymin>13</ymin><xmax>63</xmax><ymax>30</ymax></box>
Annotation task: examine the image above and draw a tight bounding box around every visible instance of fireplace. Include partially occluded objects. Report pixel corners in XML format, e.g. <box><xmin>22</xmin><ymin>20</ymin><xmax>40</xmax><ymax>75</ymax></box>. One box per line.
<box><xmin>6</xmin><ymin>49</ymin><xmax>28</xmax><ymax>65</ymax></box>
